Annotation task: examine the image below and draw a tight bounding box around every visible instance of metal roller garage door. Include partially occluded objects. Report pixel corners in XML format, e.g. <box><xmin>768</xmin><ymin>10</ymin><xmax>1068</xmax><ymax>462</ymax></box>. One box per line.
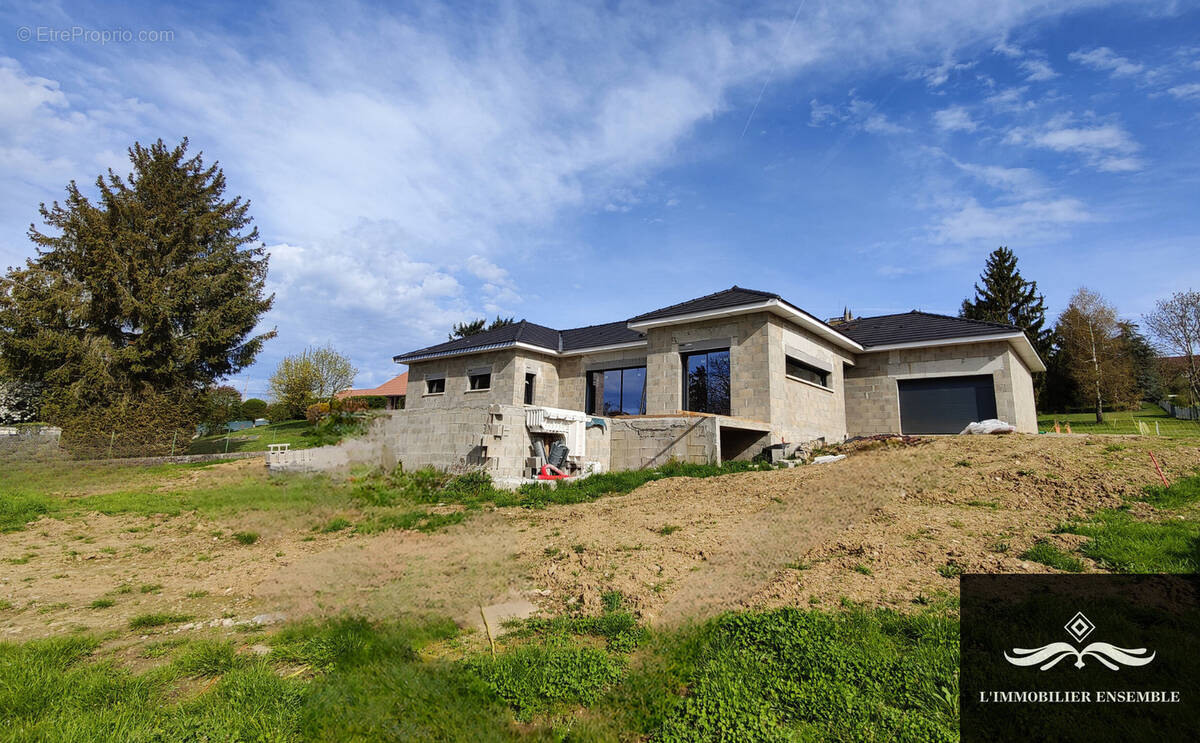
<box><xmin>898</xmin><ymin>375</ymin><xmax>997</xmax><ymax>434</ymax></box>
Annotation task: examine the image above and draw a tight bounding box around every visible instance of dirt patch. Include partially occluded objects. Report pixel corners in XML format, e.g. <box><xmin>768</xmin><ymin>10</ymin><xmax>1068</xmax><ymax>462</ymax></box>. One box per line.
<box><xmin>4</xmin><ymin>435</ymin><xmax>1198</xmax><ymax>641</ymax></box>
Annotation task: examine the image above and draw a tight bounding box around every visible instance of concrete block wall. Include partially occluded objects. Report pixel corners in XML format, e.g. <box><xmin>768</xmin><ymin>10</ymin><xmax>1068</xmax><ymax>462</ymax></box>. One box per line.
<box><xmin>644</xmin><ymin>314</ymin><xmax>771</xmax><ymax>421</ymax></box>
<box><xmin>557</xmin><ymin>348</ymin><xmax>649</xmax><ymax>413</ymax></box>
<box><xmin>512</xmin><ymin>352</ymin><xmax>560</xmax><ymax>408</ymax></box>
<box><xmin>1005</xmin><ymin>348</ymin><xmax>1039</xmax><ymax>432</ymax></box>
<box><xmin>608</xmin><ymin>416</ymin><xmax>719</xmax><ymax>471</ymax></box>
<box><xmin>766</xmin><ymin>316</ymin><xmax>853</xmax><ymax>443</ymax></box>
<box><xmin>844</xmin><ymin>340</ymin><xmax>1037</xmax><ymax>435</ymax></box>
<box><xmin>405</xmin><ymin>350</ymin><xmax>524</xmax><ymax>411</ymax></box>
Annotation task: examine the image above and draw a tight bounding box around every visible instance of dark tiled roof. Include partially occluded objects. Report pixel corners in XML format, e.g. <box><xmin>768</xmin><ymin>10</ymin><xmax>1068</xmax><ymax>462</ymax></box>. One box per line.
<box><xmin>561</xmin><ymin>321</ymin><xmax>645</xmax><ymax>351</ymax></box>
<box><xmin>838</xmin><ymin>311</ymin><xmax>1020</xmax><ymax>348</ymax></box>
<box><xmin>628</xmin><ymin>286</ymin><xmax>779</xmax><ymax>323</ymax></box>
<box><xmin>394</xmin><ymin>320</ymin><xmax>560</xmax><ymax>362</ymax></box>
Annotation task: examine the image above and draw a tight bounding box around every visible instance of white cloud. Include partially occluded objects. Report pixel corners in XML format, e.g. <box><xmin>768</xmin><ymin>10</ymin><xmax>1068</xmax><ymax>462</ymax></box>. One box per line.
<box><xmin>933</xmin><ymin>196</ymin><xmax>1092</xmax><ymax>244</ymax></box>
<box><xmin>1006</xmin><ymin>117</ymin><xmax>1144</xmax><ymax>172</ymax></box>
<box><xmin>1168</xmin><ymin>82</ymin><xmax>1200</xmax><ymax>100</ymax></box>
<box><xmin>810</xmin><ymin>95</ymin><xmax>909</xmax><ymax>135</ymax></box>
<box><xmin>1020</xmin><ymin>58</ymin><xmax>1058</xmax><ymax>82</ymax></box>
<box><xmin>1069</xmin><ymin>47</ymin><xmax>1145</xmax><ymax>78</ymax></box>
<box><xmin>991</xmin><ymin>39</ymin><xmax>1056</xmax><ymax>81</ymax></box>
<box><xmin>933</xmin><ymin>105</ymin><xmax>978</xmax><ymax>132</ymax></box>
<box><xmin>911</xmin><ymin>58</ymin><xmax>976</xmax><ymax>87</ymax></box>
<box><xmin>984</xmin><ymin>86</ymin><xmax>1035</xmax><ymax>112</ymax></box>
<box><xmin>0</xmin><ymin>0</ymin><xmax>1154</xmax><ymax>381</ymax></box>
<box><xmin>951</xmin><ymin>160</ymin><xmax>1046</xmax><ymax>198</ymax></box>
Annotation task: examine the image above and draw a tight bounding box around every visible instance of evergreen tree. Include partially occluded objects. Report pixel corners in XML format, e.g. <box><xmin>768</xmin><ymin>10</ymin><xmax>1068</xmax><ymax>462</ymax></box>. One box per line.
<box><xmin>1118</xmin><ymin>321</ymin><xmax>1162</xmax><ymax>403</ymax></box>
<box><xmin>449</xmin><ymin>315</ymin><xmax>516</xmax><ymax>340</ymax></box>
<box><xmin>960</xmin><ymin>247</ymin><xmax>1051</xmax><ymax>358</ymax></box>
<box><xmin>0</xmin><ymin>139</ymin><xmax>274</xmax><ymax>417</ymax></box>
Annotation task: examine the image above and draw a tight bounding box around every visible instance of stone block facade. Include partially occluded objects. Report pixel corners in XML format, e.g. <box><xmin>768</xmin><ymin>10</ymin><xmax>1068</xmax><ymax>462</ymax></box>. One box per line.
<box><xmin>844</xmin><ymin>341</ymin><xmax>1037</xmax><ymax>435</ymax></box>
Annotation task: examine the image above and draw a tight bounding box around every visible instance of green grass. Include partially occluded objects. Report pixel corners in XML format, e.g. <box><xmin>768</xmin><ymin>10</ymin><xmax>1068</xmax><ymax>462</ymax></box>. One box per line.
<box><xmin>232</xmin><ymin>530</ymin><xmax>259</xmax><ymax>545</ymax></box>
<box><xmin>1053</xmin><ymin>475</ymin><xmax>1200</xmax><ymax>573</ymax></box>
<box><xmin>186</xmin><ymin>420</ymin><xmax>319</xmax><ymax>455</ymax></box>
<box><xmin>1037</xmin><ymin>402</ymin><xmax>1200</xmax><ymax>437</ymax></box>
<box><xmin>128</xmin><ymin>612</ymin><xmax>193</xmax><ymax>630</ymax></box>
<box><xmin>88</xmin><ymin>599</ymin><xmax>115</xmax><ymax>609</ymax></box>
<box><xmin>1</xmin><ymin>451</ymin><xmax>789</xmax><ymax>537</ymax></box>
<box><xmin>1061</xmin><ymin>509</ymin><xmax>1200</xmax><ymax>573</ymax></box>
<box><xmin>0</xmin><ymin>605</ymin><xmax>959</xmax><ymax>742</ymax></box>
<box><xmin>188</xmin><ymin>415</ymin><xmax>374</xmax><ymax>455</ymax></box>
<box><xmin>1019</xmin><ymin>540</ymin><xmax>1085</xmax><ymax>572</ymax></box>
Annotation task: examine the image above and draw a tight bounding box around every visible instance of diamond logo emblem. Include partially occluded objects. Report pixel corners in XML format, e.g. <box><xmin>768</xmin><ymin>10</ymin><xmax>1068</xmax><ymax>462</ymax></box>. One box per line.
<box><xmin>1064</xmin><ymin>612</ymin><xmax>1095</xmax><ymax>643</ymax></box>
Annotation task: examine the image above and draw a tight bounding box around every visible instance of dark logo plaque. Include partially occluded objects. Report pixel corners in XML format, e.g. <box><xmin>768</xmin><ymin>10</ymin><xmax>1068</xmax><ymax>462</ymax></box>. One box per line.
<box><xmin>960</xmin><ymin>574</ymin><xmax>1200</xmax><ymax>741</ymax></box>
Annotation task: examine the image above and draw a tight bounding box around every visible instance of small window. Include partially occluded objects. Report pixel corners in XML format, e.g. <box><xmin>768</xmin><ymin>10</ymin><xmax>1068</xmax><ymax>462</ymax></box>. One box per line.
<box><xmin>786</xmin><ymin>356</ymin><xmax>830</xmax><ymax>388</ymax></box>
<box><xmin>425</xmin><ymin>378</ymin><xmax>445</xmax><ymax>394</ymax></box>
<box><xmin>468</xmin><ymin>372</ymin><xmax>491</xmax><ymax>391</ymax></box>
<box><xmin>524</xmin><ymin>373</ymin><xmax>536</xmax><ymax>404</ymax></box>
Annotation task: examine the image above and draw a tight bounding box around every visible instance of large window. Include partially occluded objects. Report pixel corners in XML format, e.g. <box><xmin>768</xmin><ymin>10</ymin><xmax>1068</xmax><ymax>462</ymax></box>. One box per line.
<box><xmin>586</xmin><ymin>366</ymin><xmax>646</xmax><ymax>415</ymax></box>
<box><xmin>425</xmin><ymin>377</ymin><xmax>445</xmax><ymax>394</ymax></box>
<box><xmin>786</xmin><ymin>356</ymin><xmax>830</xmax><ymax>388</ymax></box>
<box><xmin>468</xmin><ymin>372</ymin><xmax>491</xmax><ymax>390</ymax></box>
<box><xmin>683</xmin><ymin>349</ymin><xmax>730</xmax><ymax>415</ymax></box>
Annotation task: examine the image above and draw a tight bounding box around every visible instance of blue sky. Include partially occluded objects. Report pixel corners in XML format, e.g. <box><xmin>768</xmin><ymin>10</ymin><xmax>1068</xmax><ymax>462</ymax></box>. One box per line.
<box><xmin>1</xmin><ymin>1</ymin><xmax>1197</xmax><ymax>396</ymax></box>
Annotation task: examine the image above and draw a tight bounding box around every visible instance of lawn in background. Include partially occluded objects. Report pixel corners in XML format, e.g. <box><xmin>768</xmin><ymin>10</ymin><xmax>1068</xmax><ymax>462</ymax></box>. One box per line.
<box><xmin>187</xmin><ymin>420</ymin><xmax>318</xmax><ymax>455</ymax></box>
<box><xmin>1037</xmin><ymin>402</ymin><xmax>1200</xmax><ymax>437</ymax></box>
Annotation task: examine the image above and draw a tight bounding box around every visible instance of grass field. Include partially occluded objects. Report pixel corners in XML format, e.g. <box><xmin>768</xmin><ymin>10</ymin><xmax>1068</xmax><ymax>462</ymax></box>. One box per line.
<box><xmin>1037</xmin><ymin>402</ymin><xmax>1200</xmax><ymax>437</ymax></box>
<box><xmin>6</xmin><ymin>436</ymin><xmax>1200</xmax><ymax>741</ymax></box>
<box><xmin>1013</xmin><ymin>475</ymin><xmax>1200</xmax><ymax>574</ymax></box>
<box><xmin>0</xmin><ymin>600</ymin><xmax>959</xmax><ymax>742</ymax></box>
<box><xmin>187</xmin><ymin>419</ymin><xmax>356</xmax><ymax>455</ymax></box>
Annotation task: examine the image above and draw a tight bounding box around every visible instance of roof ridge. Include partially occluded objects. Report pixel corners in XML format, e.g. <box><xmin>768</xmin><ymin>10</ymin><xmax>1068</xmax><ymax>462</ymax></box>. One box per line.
<box><xmin>853</xmin><ymin>309</ymin><xmax>1019</xmax><ymax>331</ymax></box>
<box><xmin>628</xmin><ymin>285</ymin><xmax>781</xmax><ymax>321</ymax></box>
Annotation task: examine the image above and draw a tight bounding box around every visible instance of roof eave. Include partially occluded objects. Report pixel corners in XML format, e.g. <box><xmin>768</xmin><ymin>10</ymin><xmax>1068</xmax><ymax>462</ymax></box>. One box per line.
<box><xmin>394</xmin><ymin>340</ymin><xmax>558</xmax><ymax>364</ymax></box>
<box><xmin>559</xmin><ymin>340</ymin><xmax>648</xmax><ymax>356</ymax></box>
<box><xmin>860</xmin><ymin>332</ymin><xmax>1047</xmax><ymax>373</ymax></box>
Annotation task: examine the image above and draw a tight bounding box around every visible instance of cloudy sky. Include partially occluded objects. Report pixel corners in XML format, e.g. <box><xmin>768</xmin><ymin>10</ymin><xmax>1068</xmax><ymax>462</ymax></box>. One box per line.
<box><xmin>1</xmin><ymin>1</ymin><xmax>1197</xmax><ymax>396</ymax></box>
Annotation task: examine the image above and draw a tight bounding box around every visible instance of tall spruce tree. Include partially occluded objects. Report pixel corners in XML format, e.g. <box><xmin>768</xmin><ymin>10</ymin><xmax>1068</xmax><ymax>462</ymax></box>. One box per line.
<box><xmin>960</xmin><ymin>246</ymin><xmax>1051</xmax><ymax>357</ymax></box>
<box><xmin>0</xmin><ymin>139</ymin><xmax>274</xmax><ymax>416</ymax></box>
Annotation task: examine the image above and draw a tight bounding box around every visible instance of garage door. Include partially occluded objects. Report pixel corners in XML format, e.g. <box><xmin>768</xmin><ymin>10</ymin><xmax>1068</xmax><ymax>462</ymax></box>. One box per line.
<box><xmin>898</xmin><ymin>375</ymin><xmax>997</xmax><ymax>434</ymax></box>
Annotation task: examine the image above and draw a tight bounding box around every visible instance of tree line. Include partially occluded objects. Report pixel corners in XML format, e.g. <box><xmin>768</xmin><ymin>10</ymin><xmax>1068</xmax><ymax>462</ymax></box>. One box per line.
<box><xmin>957</xmin><ymin>247</ymin><xmax>1199</xmax><ymax>422</ymax></box>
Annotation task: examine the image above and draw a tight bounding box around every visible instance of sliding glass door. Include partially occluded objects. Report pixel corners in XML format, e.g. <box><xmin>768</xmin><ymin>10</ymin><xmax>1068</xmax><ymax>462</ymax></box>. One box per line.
<box><xmin>586</xmin><ymin>366</ymin><xmax>646</xmax><ymax>415</ymax></box>
<box><xmin>683</xmin><ymin>349</ymin><xmax>730</xmax><ymax>415</ymax></box>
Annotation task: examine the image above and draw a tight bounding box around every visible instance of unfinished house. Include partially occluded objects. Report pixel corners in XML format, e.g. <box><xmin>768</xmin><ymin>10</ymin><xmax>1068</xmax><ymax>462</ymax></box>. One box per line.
<box><xmin>378</xmin><ymin>287</ymin><xmax>1044</xmax><ymax>483</ymax></box>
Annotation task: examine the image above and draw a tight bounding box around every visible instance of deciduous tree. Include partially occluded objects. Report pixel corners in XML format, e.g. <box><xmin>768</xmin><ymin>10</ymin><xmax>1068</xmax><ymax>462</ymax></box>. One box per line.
<box><xmin>1056</xmin><ymin>288</ymin><xmax>1136</xmax><ymax>422</ymax></box>
<box><xmin>1144</xmin><ymin>290</ymin><xmax>1200</xmax><ymax>407</ymax></box>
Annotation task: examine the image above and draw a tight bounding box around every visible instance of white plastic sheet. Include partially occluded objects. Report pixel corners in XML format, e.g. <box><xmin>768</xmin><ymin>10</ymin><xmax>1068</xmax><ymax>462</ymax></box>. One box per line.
<box><xmin>959</xmin><ymin>419</ymin><xmax>1016</xmax><ymax>435</ymax></box>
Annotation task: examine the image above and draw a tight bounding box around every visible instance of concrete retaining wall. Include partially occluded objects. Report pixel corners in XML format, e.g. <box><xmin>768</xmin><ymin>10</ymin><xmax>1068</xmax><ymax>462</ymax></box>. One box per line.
<box><xmin>608</xmin><ymin>416</ymin><xmax>719</xmax><ymax>471</ymax></box>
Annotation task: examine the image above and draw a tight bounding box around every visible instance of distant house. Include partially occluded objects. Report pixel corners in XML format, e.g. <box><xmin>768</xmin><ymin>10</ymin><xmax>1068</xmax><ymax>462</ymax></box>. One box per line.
<box><xmin>337</xmin><ymin>372</ymin><xmax>407</xmax><ymax>410</ymax></box>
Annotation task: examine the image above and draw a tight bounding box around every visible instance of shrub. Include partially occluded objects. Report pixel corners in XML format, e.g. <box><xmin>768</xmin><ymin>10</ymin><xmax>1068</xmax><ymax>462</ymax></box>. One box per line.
<box><xmin>359</xmin><ymin>395</ymin><xmax>388</xmax><ymax>409</ymax></box>
<box><xmin>129</xmin><ymin>612</ymin><xmax>193</xmax><ymax>629</ymax></box>
<box><xmin>340</xmin><ymin>397</ymin><xmax>368</xmax><ymax>413</ymax></box>
<box><xmin>241</xmin><ymin>398</ymin><xmax>268</xmax><ymax>420</ymax></box>
<box><xmin>305</xmin><ymin>402</ymin><xmax>331</xmax><ymax>424</ymax></box>
<box><xmin>50</xmin><ymin>387</ymin><xmax>205</xmax><ymax>459</ymax></box>
<box><xmin>466</xmin><ymin>640</ymin><xmax>623</xmax><ymax>720</ymax></box>
<box><xmin>265</xmin><ymin>402</ymin><xmax>294</xmax><ymax>423</ymax></box>
<box><xmin>233</xmin><ymin>531</ymin><xmax>260</xmax><ymax>545</ymax></box>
